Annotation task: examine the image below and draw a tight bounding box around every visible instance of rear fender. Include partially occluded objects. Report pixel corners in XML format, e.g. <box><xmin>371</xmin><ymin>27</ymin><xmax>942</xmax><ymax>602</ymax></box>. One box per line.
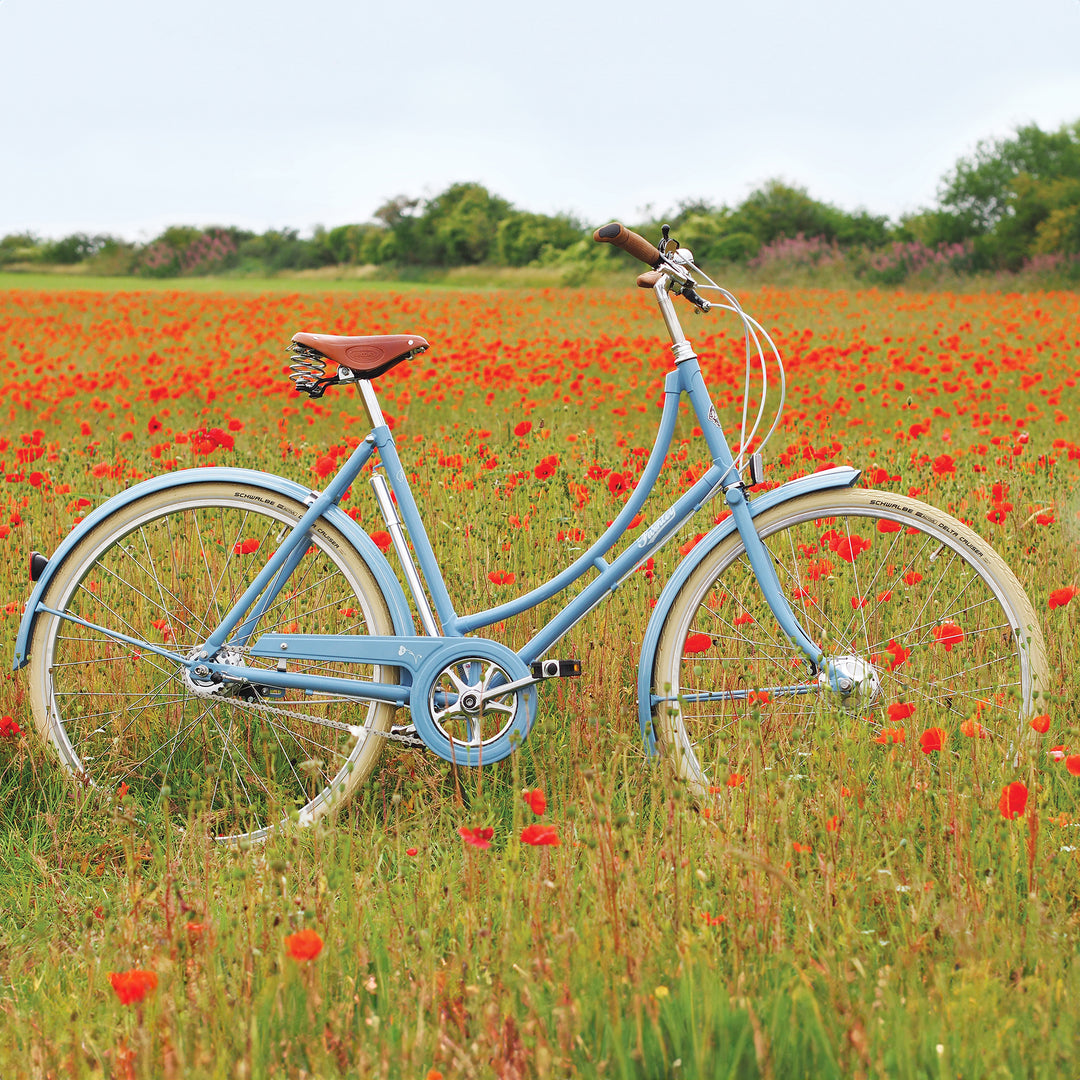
<box><xmin>635</xmin><ymin>466</ymin><xmax>860</xmax><ymax>754</ymax></box>
<box><xmin>13</xmin><ymin>467</ymin><xmax>415</xmax><ymax>668</ymax></box>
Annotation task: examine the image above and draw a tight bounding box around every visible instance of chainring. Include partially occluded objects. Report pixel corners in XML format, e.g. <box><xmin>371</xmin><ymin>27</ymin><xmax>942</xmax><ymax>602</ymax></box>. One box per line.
<box><xmin>409</xmin><ymin>639</ymin><xmax>537</xmax><ymax>765</ymax></box>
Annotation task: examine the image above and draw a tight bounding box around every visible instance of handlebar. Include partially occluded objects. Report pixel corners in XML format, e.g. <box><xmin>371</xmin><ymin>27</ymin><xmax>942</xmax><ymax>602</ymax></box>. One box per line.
<box><xmin>592</xmin><ymin>222</ymin><xmax>662</xmax><ymax>267</ymax></box>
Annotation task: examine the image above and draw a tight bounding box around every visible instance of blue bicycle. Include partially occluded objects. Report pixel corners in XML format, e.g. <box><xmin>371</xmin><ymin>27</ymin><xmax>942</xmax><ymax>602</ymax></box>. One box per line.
<box><xmin>15</xmin><ymin>223</ymin><xmax>1048</xmax><ymax>841</ymax></box>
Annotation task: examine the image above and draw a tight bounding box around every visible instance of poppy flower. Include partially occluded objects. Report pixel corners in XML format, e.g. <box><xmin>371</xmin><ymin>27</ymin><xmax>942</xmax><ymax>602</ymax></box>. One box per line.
<box><xmin>683</xmin><ymin>632</ymin><xmax>712</xmax><ymax>654</ymax></box>
<box><xmin>533</xmin><ymin>455</ymin><xmax>558</xmax><ymax>480</ymax></box>
<box><xmin>459</xmin><ymin>826</ymin><xmax>494</xmax><ymax>849</ymax></box>
<box><xmin>960</xmin><ymin>718</ymin><xmax>987</xmax><ymax>739</ymax></box>
<box><xmin>726</xmin><ymin>772</ymin><xmax>746</xmax><ymax>787</ymax></box>
<box><xmin>884</xmin><ymin>639</ymin><xmax>909</xmax><ymax>669</ymax></box>
<box><xmin>877</xmin><ymin>520</ymin><xmax>901</xmax><ymax>533</ymax></box>
<box><xmin>874</xmin><ymin>727</ymin><xmax>905</xmax><ymax>744</ymax></box>
<box><xmin>1049</xmin><ymin>586</ymin><xmax>1078</xmax><ymax>610</ymax></box>
<box><xmin>998</xmin><ymin>781</ymin><xmax>1028</xmax><ymax>820</ymax></box>
<box><xmin>919</xmin><ymin>727</ymin><xmax>945</xmax><ymax>754</ymax></box>
<box><xmin>522</xmin><ymin>788</ymin><xmax>546</xmax><ymax>815</ymax></box>
<box><xmin>607</xmin><ymin>472</ymin><xmax>630</xmax><ymax>496</ymax></box>
<box><xmin>903</xmin><ymin>570</ymin><xmax>923</xmax><ymax>586</ymax></box>
<box><xmin>931</xmin><ymin>454</ymin><xmax>955</xmax><ymax>476</ymax></box>
<box><xmin>832</xmin><ymin>535</ymin><xmax>870</xmax><ymax>563</ymax></box>
<box><xmin>284</xmin><ymin>929</ymin><xmax>323</xmax><ymax>961</ymax></box>
<box><xmin>825</xmin><ymin>815</ymin><xmax>840</xmax><ymax>832</ymax></box>
<box><xmin>232</xmin><ymin>537</ymin><xmax>259</xmax><ymax>555</ymax></box>
<box><xmin>405</xmin><ymin>847</ymin><xmax>418</xmax><ymax>856</ymax></box>
<box><xmin>0</xmin><ymin>715</ymin><xmax>20</xmax><ymax>738</ymax></box>
<box><xmin>520</xmin><ymin>823</ymin><xmax>560</xmax><ymax>846</ymax></box>
<box><xmin>488</xmin><ymin>570</ymin><xmax>516</xmax><ymax>585</ymax></box>
<box><xmin>932</xmin><ymin>621</ymin><xmax>965</xmax><ymax>651</ymax></box>
<box><xmin>1067</xmin><ymin>756</ymin><xmax>1080</xmax><ymax>777</ymax></box>
<box><xmin>369</xmin><ymin>530</ymin><xmax>392</xmax><ymax>553</ymax></box>
<box><xmin>108</xmin><ymin>970</ymin><xmax>158</xmax><ymax>1005</ymax></box>
<box><xmin>733</xmin><ymin>612</ymin><xmax>755</xmax><ymax>626</ymax></box>
<box><xmin>792</xmin><ymin>841</ymin><xmax>812</xmax><ymax>853</ymax></box>
<box><xmin>747</xmin><ymin>691</ymin><xmax>770</xmax><ymax>705</ymax></box>
<box><xmin>876</xmin><ymin>589</ymin><xmax>893</xmax><ymax>602</ymax></box>
<box><xmin>314</xmin><ymin>456</ymin><xmax>336</xmax><ymax>478</ymax></box>
<box><xmin>888</xmin><ymin>702</ymin><xmax>916</xmax><ymax>722</ymax></box>
<box><xmin>514</xmin><ymin>420</ymin><xmax>532</xmax><ymax>436</ymax></box>
<box><xmin>1031</xmin><ymin>714</ymin><xmax>1051</xmax><ymax>734</ymax></box>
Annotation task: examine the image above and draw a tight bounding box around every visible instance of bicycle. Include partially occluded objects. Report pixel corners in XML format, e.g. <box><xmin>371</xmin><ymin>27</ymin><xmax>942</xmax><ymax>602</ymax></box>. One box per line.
<box><xmin>14</xmin><ymin>223</ymin><xmax>1049</xmax><ymax>843</ymax></box>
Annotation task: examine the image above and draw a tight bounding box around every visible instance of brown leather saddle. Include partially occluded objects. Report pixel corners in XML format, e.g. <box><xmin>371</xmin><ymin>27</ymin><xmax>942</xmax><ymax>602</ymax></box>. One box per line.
<box><xmin>291</xmin><ymin>332</ymin><xmax>429</xmax><ymax>379</ymax></box>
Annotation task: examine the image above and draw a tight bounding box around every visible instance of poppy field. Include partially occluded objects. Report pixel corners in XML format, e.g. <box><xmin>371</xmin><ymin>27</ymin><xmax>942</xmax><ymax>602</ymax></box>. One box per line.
<box><xmin>1</xmin><ymin>279</ymin><xmax>1080</xmax><ymax>1077</ymax></box>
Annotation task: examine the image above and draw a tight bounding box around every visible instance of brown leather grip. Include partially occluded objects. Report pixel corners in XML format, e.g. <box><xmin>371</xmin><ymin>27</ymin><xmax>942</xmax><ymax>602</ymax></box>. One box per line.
<box><xmin>593</xmin><ymin>222</ymin><xmax>661</xmax><ymax>267</ymax></box>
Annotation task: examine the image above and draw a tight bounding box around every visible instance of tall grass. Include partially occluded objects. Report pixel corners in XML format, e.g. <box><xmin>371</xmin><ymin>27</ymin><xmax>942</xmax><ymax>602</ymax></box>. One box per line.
<box><xmin>0</xmin><ymin>281</ymin><xmax>1078</xmax><ymax>1077</ymax></box>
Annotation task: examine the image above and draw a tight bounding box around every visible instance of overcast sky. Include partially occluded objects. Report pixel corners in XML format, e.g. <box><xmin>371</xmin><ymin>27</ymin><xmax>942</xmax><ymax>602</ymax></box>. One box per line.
<box><xmin>2</xmin><ymin>0</ymin><xmax>1078</xmax><ymax>240</ymax></box>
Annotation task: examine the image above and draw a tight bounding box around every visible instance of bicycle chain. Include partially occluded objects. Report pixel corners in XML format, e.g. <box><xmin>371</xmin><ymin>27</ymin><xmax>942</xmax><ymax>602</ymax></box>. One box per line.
<box><xmin>223</xmin><ymin>696</ymin><xmax>428</xmax><ymax>748</ymax></box>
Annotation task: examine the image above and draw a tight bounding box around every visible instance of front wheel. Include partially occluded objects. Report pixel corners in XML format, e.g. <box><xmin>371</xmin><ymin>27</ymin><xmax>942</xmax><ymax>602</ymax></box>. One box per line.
<box><xmin>28</xmin><ymin>482</ymin><xmax>400</xmax><ymax>843</ymax></box>
<box><xmin>651</xmin><ymin>489</ymin><xmax>1048</xmax><ymax>798</ymax></box>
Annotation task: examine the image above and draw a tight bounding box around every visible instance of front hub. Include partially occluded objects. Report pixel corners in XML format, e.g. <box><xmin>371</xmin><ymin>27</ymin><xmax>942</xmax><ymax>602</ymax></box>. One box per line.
<box><xmin>817</xmin><ymin>654</ymin><xmax>882</xmax><ymax>704</ymax></box>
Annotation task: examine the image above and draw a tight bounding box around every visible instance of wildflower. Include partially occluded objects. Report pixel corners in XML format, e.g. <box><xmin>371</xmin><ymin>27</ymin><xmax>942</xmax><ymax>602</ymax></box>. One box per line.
<box><xmin>514</xmin><ymin>420</ymin><xmax>532</xmax><ymax>436</ymax></box>
<box><xmin>0</xmin><ymin>715</ymin><xmax>20</xmax><ymax>738</ymax></box>
<box><xmin>884</xmin><ymin>639</ymin><xmax>909</xmax><ymax>669</ymax></box>
<box><xmin>683</xmin><ymin>632</ymin><xmax>712</xmax><ymax>654</ymax></box>
<box><xmin>1049</xmin><ymin>586</ymin><xmax>1078</xmax><ymax>609</ymax></box>
<box><xmin>700</xmin><ymin>911</ymin><xmax>726</xmax><ymax>926</ymax></box>
<box><xmin>405</xmin><ymin>847</ymin><xmax>418</xmax><ymax>856</ymax></box>
<box><xmin>832</xmin><ymin>535</ymin><xmax>871</xmax><ymax>563</ymax></box>
<box><xmin>1031</xmin><ymin>714</ymin><xmax>1051</xmax><ymax>734</ymax></box>
<box><xmin>874</xmin><ymin>727</ymin><xmax>905</xmax><ymax>745</ymax></box>
<box><xmin>117</xmin><ymin>782</ymin><xmax>129</xmax><ymax>800</ymax></box>
<box><xmin>522</xmin><ymin>788</ymin><xmax>546</xmax><ymax>815</ymax></box>
<box><xmin>427</xmin><ymin>1071</ymin><xmax>444</xmax><ymax>1080</ymax></box>
<box><xmin>653</xmin><ymin>986</ymin><xmax>669</xmax><ymax>999</ymax></box>
<box><xmin>932</xmin><ymin>621</ymin><xmax>965</xmax><ymax>651</ymax></box>
<box><xmin>998</xmin><ymin>781</ymin><xmax>1028</xmax><ymax>820</ymax></box>
<box><xmin>877</xmin><ymin>520</ymin><xmax>901</xmax><ymax>533</ymax></box>
<box><xmin>825</xmin><ymin>815</ymin><xmax>840</xmax><ymax>832</ymax></box>
<box><xmin>876</xmin><ymin>589</ymin><xmax>893</xmax><ymax>602</ymax></box>
<box><xmin>747</xmin><ymin>691</ymin><xmax>770</xmax><ymax>705</ymax></box>
<box><xmin>459</xmin><ymin>826</ymin><xmax>494</xmax><ymax>849</ymax></box>
<box><xmin>186</xmin><ymin>921</ymin><xmax>207</xmax><ymax>942</ymax></box>
<box><xmin>369</xmin><ymin>530</ymin><xmax>392</xmax><ymax>553</ymax></box>
<box><xmin>607</xmin><ymin>472</ymin><xmax>630</xmax><ymax>496</ymax></box>
<box><xmin>903</xmin><ymin>570</ymin><xmax>923</xmax><ymax>586</ymax></box>
<box><xmin>931</xmin><ymin>454</ymin><xmax>955</xmax><ymax>476</ymax></box>
<box><xmin>960</xmin><ymin>718</ymin><xmax>987</xmax><ymax>739</ymax></box>
<box><xmin>1067</xmin><ymin>756</ymin><xmax>1080</xmax><ymax>777</ymax></box>
<box><xmin>533</xmin><ymin>455</ymin><xmax>558</xmax><ymax>480</ymax></box>
<box><xmin>919</xmin><ymin>728</ymin><xmax>945</xmax><ymax>754</ymax></box>
<box><xmin>284</xmin><ymin>929</ymin><xmax>323</xmax><ymax>961</ymax></box>
<box><xmin>314</xmin><ymin>456</ymin><xmax>336</xmax><ymax>478</ymax></box>
<box><xmin>232</xmin><ymin>537</ymin><xmax>259</xmax><ymax>555</ymax></box>
<box><xmin>108</xmin><ymin>970</ymin><xmax>158</xmax><ymax>1005</ymax></box>
<box><xmin>792</xmin><ymin>841</ymin><xmax>812</xmax><ymax>853</ymax></box>
<box><xmin>487</xmin><ymin>570</ymin><xmax>516</xmax><ymax>585</ymax></box>
<box><xmin>520</xmin><ymin>823</ymin><xmax>560</xmax><ymax>846</ymax></box>
<box><xmin>887</xmin><ymin>702</ymin><xmax>916</xmax><ymax>722</ymax></box>
<box><xmin>726</xmin><ymin>772</ymin><xmax>746</xmax><ymax>788</ymax></box>
<box><xmin>1050</xmin><ymin>745</ymin><xmax>1067</xmax><ymax>761</ymax></box>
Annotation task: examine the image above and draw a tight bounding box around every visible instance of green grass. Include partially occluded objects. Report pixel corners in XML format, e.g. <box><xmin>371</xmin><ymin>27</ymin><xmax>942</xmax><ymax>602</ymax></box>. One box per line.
<box><xmin>1</xmin><ymin>280</ymin><xmax>1079</xmax><ymax>1077</ymax></box>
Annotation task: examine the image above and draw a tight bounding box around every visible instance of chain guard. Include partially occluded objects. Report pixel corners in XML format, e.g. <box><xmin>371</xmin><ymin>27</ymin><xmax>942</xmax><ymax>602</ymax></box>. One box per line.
<box><xmin>410</xmin><ymin>639</ymin><xmax>537</xmax><ymax>765</ymax></box>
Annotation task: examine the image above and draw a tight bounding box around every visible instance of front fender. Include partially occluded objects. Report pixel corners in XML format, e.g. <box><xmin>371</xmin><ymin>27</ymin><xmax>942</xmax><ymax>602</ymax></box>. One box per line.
<box><xmin>635</xmin><ymin>466</ymin><xmax>860</xmax><ymax>754</ymax></box>
<box><xmin>13</xmin><ymin>467</ymin><xmax>415</xmax><ymax>668</ymax></box>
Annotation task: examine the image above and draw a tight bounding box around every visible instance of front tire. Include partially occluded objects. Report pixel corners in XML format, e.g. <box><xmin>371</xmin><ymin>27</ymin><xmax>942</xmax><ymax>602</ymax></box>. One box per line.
<box><xmin>651</xmin><ymin>489</ymin><xmax>1048</xmax><ymax>798</ymax></box>
<box><xmin>28</xmin><ymin>482</ymin><xmax>399</xmax><ymax>842</ymax></box>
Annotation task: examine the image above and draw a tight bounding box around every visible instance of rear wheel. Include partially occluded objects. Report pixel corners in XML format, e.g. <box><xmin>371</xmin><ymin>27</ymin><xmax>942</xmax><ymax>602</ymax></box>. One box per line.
<box><xmin>28</xmin><ymin>482</ymin><xmax>399</xmax><ymax>842</ymax></box>
<box><xmin>651</xmin><ymin>489</ymin><xmax>1048</xmax><ymax>798</ymax></box>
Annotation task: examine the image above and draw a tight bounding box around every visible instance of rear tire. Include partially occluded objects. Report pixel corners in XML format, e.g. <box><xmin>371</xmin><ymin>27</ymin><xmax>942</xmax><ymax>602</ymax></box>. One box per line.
<box><xmin>28</xmin><ymin>482</ymin><xmax>399</xmax><ymax>843</ymax></box>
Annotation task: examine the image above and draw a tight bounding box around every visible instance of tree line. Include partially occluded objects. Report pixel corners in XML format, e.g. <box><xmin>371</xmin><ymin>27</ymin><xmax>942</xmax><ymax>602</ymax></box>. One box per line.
<box><xmin>3</xmin><ymin>119</ymin><xmax>1078</xmax><ymax>283</ymax></box>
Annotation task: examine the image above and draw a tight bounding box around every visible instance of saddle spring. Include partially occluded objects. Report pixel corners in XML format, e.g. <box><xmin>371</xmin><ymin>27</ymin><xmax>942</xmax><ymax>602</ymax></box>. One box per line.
<box><xmin>287</xmin><ymin>343</ymin><xmax>338</xmax><ymax>398</ymax></box>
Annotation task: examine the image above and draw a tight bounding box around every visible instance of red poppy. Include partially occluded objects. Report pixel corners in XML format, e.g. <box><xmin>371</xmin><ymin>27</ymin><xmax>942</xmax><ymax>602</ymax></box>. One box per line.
<box><xmin>877</xmin><ymin>520</ymin><xmax>901</xmax><ymax>534</ymax></box>
<box><xmin>683</xmin><ymin>632</ymin><xmax>712</xmax><ymax>654</ymax></box>
<box><xmin>792</xmin><ymin>841</ymin><xmax>812</xmax><ymax>853</ymax></box>
<box><xmin>514</xmin><ymin>420</ymin><xmax>532</xmax><ymax>436</ymax></box>
<box><xmin>1031</xmin><ymin>714</ymin><xmax>1051</xmax><ymax>734</ymax></box>
<box><xmin>1067</xmin><ymin>756</ymin><xmax>1080</xmax><ymax>777</ymax></box>
<box><xmin>232</xmin><ymin>537</ymin><xmax>259</xmax><ymax>555</ymax></box>
<box><xmin>919</xmin><ymin>728</ymin><xmax>945</xmax><ymax>754</ymax></box>
<box><xmin>607</xmin><ymin>472</ymin><xmax>630</xmax><ymax>496</ymax></box>
<box><xmin>876</xmin><ymin>589</ymin><xmax>893</xmax><ymax>602</ymax></box>
<box><xmin>522</xmin><ymin>788</ymin><xmax>546</xmax><ymax>815</ymax></box>
<box><xmin>832</xmin><ymin>535</ymin><xmax>871</xmax><ymax>563</ymax></box>
<box><xmin>108</xmin><ymin>970</ymin><xmax>158</xmax><ymax>1005</ymax></box>
<box><xmin>931</xmin><ymin>454</ymin><xmax>955</xmax><ymax>476</ymax></box>
<box><xmin>874</xmin><ymin>727</ymin><xmax>905</xmax><ymax>744</ymax></box>
<box><xmin>960</xmin><ymin>718</ymin><xmax>987</xmax><ymax>739</ymax></box>
<box><xmin>314</xmin><ymin>456</ymin><xmax>335</xmax><ymax>478</ymax></box>
<box><xmin>998</xmin><ymin>781</ymin><xmax>1028</xmax><ymax>820</ymax></box>
<box><xmin>885</xmin><ymin>639</ymin><xmax>909</xmax><ymax>669</ymax></box>
<box><xmin>825</xmin><ymin>815</ymin><xmax>840</xmax><ymax>832</ymax></box>
<box><xmin>488</xmin><ymin>570</ymin><xmax>516</xmax><ymax>585</ymax></box>
<box><xmin>533</xmin><ymin>455</ymin><xmax>558</xmax><ymax>480</ymax></box>
<box><xmin>1049</xmin><ymin>586</ymin><xmax>1078</xmax><ymax>609</ymax></box>
<box><xmin>850</xmin><ymin>596</ymin><xmax>867</xmax><ymax>609</ymax></box>
<box><xmin>459</xmin><ymin>826</ymin><xmax>494</xmax><ymax>849</ymax></box>
<box><xmin>733</xmin><ymin>613</ymin><xmax>755</xmax><ymax>626</ymax></box>
<box><xmin>520</xmin><ymin>823</ymin><xmax>560</xmax><ymax>846</ymax></box>
<box><xmin>903</xmin><ymin>570</ymin><xmax>923</xmax><ymax>586</ymax></box>
<box><xmin>284</xmin><ymin>929</ymin><xmax>323</xmax><ymax>961</ymax></box>
<box><xmin>726</xmin><ymin>772</ymin><xmax>746</xmax><ymax>788</ymax></box>
<box><xmin>932</xmin><ymin>621</ymin><xmax>965</xmax><ymax>651</ymax></box>
<box><xmin>369</xmin><ymin>530</ymin><xmax>392</xmax><ymax>553</ymax></box>
<box><xmin>888</xmin><ymin>702</ymin><xmax>916</xmax><ymax>722</ymax></box>
<box><xmin>747</xmin><ymin>690</ymin><xmax>770</xmax><ymax>705</ymax></box>
<box><xmin>405</xmin><ymin>847</ymin><xmax>418</xmax><ymax>856</ymax></box>
<box><xmin>0</xmin><ymin>715</ymin><xmax>20</xmax><ymax>738</ymax></box>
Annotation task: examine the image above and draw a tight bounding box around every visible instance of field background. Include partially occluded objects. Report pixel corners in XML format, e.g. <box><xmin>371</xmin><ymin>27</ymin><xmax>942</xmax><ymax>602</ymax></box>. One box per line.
<box><xmin>1</xmin><ymin>277</ymin><xmax>1079</xmax><ymax>1078</ymax></box>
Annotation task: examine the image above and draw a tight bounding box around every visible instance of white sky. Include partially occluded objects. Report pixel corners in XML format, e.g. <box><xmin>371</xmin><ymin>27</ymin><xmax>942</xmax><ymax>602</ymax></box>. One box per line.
<box><xmin>2</xmin><ymin>0</ymin><xmax>1079</xmax><ymax>240</ymax></box>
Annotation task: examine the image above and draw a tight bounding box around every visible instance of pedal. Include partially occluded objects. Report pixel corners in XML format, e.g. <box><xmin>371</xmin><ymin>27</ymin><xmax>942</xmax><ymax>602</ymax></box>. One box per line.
<box><xmin>531</xmin><ymin>659</ymin><xmax>582</xmax><ymax>679</ymax></box>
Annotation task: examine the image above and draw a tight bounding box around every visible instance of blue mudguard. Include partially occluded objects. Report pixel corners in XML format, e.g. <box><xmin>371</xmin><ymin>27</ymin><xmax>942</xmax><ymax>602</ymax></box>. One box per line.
<box><xmin>635</xmin><ymin>466</ymin><xmax>860</xmax><ymax>754</ymax></box>
<box><xmin>13</xmin><ymin>467</ymin><xmax>416</xmax><ymax>669</ymax></box>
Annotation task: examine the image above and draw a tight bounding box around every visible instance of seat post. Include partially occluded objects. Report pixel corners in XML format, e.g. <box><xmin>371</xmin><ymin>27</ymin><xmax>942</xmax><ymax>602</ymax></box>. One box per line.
<box><xmin>357</xmin><ymin>380</ymin><xmax>385</xmax><ymax>429</ymax></box>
